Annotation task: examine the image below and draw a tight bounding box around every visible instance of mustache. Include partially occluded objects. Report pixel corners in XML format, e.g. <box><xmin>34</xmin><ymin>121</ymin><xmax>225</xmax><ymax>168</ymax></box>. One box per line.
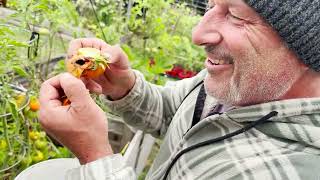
<box><xmin>204</xmin><ymin>45</ymin><xmax>234</xmax><ymax>62</ymax></box>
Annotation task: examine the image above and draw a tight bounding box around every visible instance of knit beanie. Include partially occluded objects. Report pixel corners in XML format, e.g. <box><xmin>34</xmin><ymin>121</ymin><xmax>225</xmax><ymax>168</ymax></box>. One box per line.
<box><xmin>246</xmin><ymin>0</ymin><xmax>320</xmax><ymax>72</ymax></box>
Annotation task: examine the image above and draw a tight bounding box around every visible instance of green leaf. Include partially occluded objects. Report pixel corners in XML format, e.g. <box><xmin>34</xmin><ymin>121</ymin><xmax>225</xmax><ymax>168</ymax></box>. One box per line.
<box><xmin>12</xmin><ymin>66</ymin><xmax>28</xmax><ymax>77</ymax></box>
<box><xmin>8</xmin><ymin>100</ymin><xmax>19</xmax><ymax>121</ymax></box>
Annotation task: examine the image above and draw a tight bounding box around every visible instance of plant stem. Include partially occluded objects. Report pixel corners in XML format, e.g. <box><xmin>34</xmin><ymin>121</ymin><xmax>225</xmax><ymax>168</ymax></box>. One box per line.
<box><xmin>2</xmin><ymin>115</ymin><xmax>12</xmax><ymax>171</ymax></box>
<box><xmin>44</xmin><ymin>32</ymin><xmax>55</xmax><ymax>78</ymax></box>
<box><xmin>143</xmin><ymin>38</ymin><xmax>147</xmax><ymax>59</ymax></box>
<box><xmin>3</xmin><ymin>116</ymin><xmax>12</xmax><ymax>153</ymax></box>
<box><xmin>59</xmin><ymin>34</ymin><xmax>67</xmax><ymax>52</ymax></box>
<box><xmin>171</xmin><ymin>14</ymin><xmax>182</xmax><ymax>35</ymax></box>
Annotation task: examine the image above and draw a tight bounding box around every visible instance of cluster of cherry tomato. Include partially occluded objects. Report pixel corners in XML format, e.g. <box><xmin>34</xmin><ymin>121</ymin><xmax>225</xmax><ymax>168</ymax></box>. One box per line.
<box><xmin>0</xmin><ymin>94</ymin><xmax>71</xmax><ymax>176</ymax></box>
<box><xmin>21</xmin><ymin>96</ymin><xmax>71</xmax><ymax>168</ymax></box>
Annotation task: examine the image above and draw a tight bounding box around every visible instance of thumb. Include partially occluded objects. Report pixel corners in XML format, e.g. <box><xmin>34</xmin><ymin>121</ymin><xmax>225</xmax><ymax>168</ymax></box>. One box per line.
<box><xmin>59</xmin><ymin>73</ymin><xmax>92</xmax><ymax>106</ymax></box>
<box><xmin>104</xmin><ymin>44</ymin><xmax>129</xmax><ymax>69</ymax></box>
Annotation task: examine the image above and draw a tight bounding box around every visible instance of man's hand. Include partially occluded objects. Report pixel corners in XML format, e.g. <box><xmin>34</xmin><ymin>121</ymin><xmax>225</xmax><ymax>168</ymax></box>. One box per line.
<box><xmin>67</xmin><ymin>38</ymin><xmax>136</xmax><ymax>100</ymax></box>
<box><xmin>39</xmin><ymin>73</ymin><xmax>113</xmax><ymax>164</ymax></box>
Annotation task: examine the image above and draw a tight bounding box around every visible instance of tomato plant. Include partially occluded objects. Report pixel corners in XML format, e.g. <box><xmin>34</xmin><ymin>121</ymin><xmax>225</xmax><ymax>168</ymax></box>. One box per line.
<box><xmin>0</xmin><ymin>0</ymin><xmax>81</xmax><ymax>178</ymax></box>
<box><xmin>77</xmin><ymin>0</ymin><xmax>205</xmax><ymax>85</ymax></box>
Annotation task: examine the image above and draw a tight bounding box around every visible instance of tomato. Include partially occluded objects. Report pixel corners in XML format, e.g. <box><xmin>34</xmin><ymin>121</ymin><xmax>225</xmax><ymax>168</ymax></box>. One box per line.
<box><xmin>48</xmin><ymin>151</ymin><xmax>57</xmax><ymax>158</ymax></box>
<box><xmin>56</xmin><ymin>147</ymin><xmax>71</xmax><ymax>158</ymax></box>
<box><xmin>38</xmin><ymin>28</ymin><xmax>50</xmax><ymax>35</ymax></box>
<box><xmin>29</xmin><ymin>97</ymin><xmax>40</xmax><ymax>112</ymax></box>
<box><xmin>39</xmin><ymin>131</ymin><xmax>46</xmax><ymax>138</ymax></box>
<box><xmin>62</xmin><ymin>97</ymin><xmax>71</xmax><ymax>106</ymax></box>
<box><xmin>0</xmin><ymin>140</ymin><xmax>7</xmax><ymax>149</ymax></box>
<box><xmin>82</xmin><ymin>64</ymin><xmax>106</xmax><ymax>78</ymax></box>
<box><xmin>20</xmin><ymin>155</ymin><xmax>32</xmax><ymax>167</ymax></box>
<box><xmin>14</xmin><ymin>94</ymin><xmax>26</xmax><ymax>108</ymax></box>
<box><xmin>35</xmin><ymin>140</ymin><xmax>47</xmax><ymax>150</ymax></box>
<box><xmin>0</xmin><ymin>151</ymin><xmax>6</xmax><ymax>163</ymax></box>
<box><xmin>32</xmin><ymin>150</ymin><xmax>44</xmax><ymax>163</ymax></box>
<box><xmin>29</xmin><ymin>131</ymin><xmax>40</xmax><ymax>141</ymax></box>
<box><xmin>66</xmin><ymin>48</ymin><xmax>109</xmax><ymax>79</ymax></box>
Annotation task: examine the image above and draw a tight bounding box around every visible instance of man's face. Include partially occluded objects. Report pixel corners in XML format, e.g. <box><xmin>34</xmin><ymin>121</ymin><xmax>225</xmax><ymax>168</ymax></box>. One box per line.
<box><xmin>192</xmin><ymin>0</ymin><xmax>304</xmax><ymax>106</ymax></box>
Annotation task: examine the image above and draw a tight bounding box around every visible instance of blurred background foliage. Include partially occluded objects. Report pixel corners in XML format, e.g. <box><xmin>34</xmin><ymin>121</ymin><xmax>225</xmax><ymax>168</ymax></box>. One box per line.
<box><xmin>74</xmin><ymin>0</ymin><xmax>205</xmax><ymax>84</ymax></box>
<box><xmin>0</xmin><ymin>0</ymin><xmax>206</xmax><ymax>179</ymax></box>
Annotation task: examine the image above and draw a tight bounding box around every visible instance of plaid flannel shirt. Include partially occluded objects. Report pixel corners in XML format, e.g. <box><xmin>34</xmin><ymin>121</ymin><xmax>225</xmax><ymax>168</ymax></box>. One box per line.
<box><xmin>66</xmin><ymin>70</ymin><xmax>320</xmax><ymax>180</ymax></box>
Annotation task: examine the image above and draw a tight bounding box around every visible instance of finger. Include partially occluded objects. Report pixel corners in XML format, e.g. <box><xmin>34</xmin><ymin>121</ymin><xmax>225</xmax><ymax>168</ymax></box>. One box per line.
<box><xmin>39</xmin><ymin>106</ymin><xmax>72</xmax><ymax>138</ymax></box>
<box><xmin>102</xmin><ymin>45</ymin><xmax>118</xmax><ymax>64</ymax></box>
<box><xmin>101</xmin><ymin>52</ymin><xmax>112</xmax><ymax>62</ymax></box>
<box><xmin>106</xmin><ymin>45</ymin><xmax>130</xmax><ymax>69</ymax></box>
<box><xmin>81</xmin><ymin>78</ymin><xmax>103</xmax><ymax>94</ymax></box>
<box><xmin>39</xmin><ymin>75</ymin><xmax>63</xmax><ymax>108</ymax></box>
<box><xmin>59</xmin><ymin>73</ymin><xmax>92</xmax><ymax>105</ymax></box>
<box><xmin>91</xmin><ymin>38</ymin><xmax>111</xmax><ymax>51</ymax></box>
<box><xmin>67</xmin><ymin>38</ymin><xmax>110</xmax><ymax>59</ymax></box>
<box><xmin>67</xmin><ymin>39</ymin><xmax>84</xmax><ymax>59</ymax></box>
<box><xmin>92</xmin><ymin>73</ymin><xmax>113</xmax><ymax>87</ymax></box>
<box><xmin>67</xmin><ymin>38</ymin><xmax>95</xmax><ymax>59</ymax></box>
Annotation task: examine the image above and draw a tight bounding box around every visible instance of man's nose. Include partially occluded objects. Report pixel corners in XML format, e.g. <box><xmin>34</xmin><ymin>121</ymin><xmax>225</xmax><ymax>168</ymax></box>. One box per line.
<box><xmin>192</xmin><ymin>17</ymin><xmax>222</xmax><ymax>46</ymax></box>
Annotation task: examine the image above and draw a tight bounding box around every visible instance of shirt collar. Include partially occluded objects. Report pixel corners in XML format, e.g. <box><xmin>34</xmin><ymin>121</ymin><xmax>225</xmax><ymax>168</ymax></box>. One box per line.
<box><xmin>225</xmin><ymin>98</ymin><xmax>320</xmax><ymax>122</ymax></box>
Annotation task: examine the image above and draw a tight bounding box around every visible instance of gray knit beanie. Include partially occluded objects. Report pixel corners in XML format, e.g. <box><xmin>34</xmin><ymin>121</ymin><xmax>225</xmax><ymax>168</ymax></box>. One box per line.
<box><xmin>246</xmin><ymin>0</ymin><xmax>320</xmax><ymax>72</ymax></box>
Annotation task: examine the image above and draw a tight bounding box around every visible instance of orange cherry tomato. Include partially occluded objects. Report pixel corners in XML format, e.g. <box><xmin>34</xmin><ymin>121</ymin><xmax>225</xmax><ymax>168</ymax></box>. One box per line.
<box><xmin>29</xmin><ymin>98</ymin><xmax>40</xmax><ymax>112</ymax></box>
<box><xmin>82</xmin><ymin>64</ymin><xmax>106</xmax><ymax>78</ymax></box>
<box><xmin>66</xmin><ymin>48</ymin><xmax>109</xmax><ymax>78</ymax></box>
<box><xmin>62</xmin><ymin>97</ymin><xmax>71</xmax><ymax>106</ymax></box>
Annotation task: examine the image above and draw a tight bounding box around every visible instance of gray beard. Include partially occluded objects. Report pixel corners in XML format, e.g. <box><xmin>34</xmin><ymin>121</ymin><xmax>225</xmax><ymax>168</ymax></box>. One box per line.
<box><xmin>204</xmin><ymin>67</ymin><xmax>297</xmax><ymax>106</ymax></box>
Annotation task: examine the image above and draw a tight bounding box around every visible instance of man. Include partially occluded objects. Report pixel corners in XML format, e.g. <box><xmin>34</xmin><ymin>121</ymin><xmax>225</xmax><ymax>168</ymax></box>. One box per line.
<box><xmin>39</xmin><ymin>0</ymin><xmax>320</xmax><ymax>179</ymax></box>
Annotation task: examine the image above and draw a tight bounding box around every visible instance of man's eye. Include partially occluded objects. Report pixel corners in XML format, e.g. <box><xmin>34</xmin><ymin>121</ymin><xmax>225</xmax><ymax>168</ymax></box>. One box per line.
<box><xmin>227</xmin><ymin>13</ymin><xmax>245</xmax><ymax>26</ymax></box>
<box><xmin>229</xmin><ymin>14</ymin><xmax>243</xmax><ymax>21</ymax></box>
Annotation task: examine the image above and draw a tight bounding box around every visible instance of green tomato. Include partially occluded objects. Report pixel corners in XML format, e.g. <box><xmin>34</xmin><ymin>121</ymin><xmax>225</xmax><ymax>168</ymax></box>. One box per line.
<box><xmin>0</xmin><ymin>151</ymin><xmax>7</xmax><ymax>163</ymax></box>
<box><xmin>48</xmin><ymin>151</ymin><xmax>57</xmax><ymax>158</ymax></box>
<box><xmin>35</xmin><ymin>140</ymin><xmax>47</xmax><ymax>150</ymax></box>
<box><xmin>20</xmin><ymin>156</ymin><xmax>32</xmax><ymax>167</ymax></box>
<box><xmin>39</xmin><ymin>131</ymin><xmax>47</xmax><ymax>138</ymax></box>
<box><xmin>23</xmin><ymin>107</ymin><xmax>38</xmax><ymax>119</ymax></box>
<box><xmin>0</xmin><ymin>140</ymin><xmax>7</xmax><ymax>150</ymax></box>
<box><xmin>38</xmin><ymin>28</ymin><xmax>50</xmax><ymax>35</ymax></box>
<box><xmin>56</xmin><ymin>147</ymin><xmax>71</xmax><ymax>158</ymax></box>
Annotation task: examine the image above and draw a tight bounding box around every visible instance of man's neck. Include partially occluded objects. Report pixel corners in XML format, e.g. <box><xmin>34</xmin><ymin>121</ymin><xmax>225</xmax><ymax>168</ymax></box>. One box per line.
<box><xmin>281</xmin><ymin>69</ymin><xmax>320</xmax><ymax>99</ymax></box>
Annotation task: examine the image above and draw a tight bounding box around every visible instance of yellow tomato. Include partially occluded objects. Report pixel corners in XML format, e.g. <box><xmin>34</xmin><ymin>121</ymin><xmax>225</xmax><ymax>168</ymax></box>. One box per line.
<box><xmin>29</xmin><ymin>131</ymin><xmax>40</xmax><ymax>141</ymax></box>
<box><xmin>32</xmin><ymin>150</ymin><xmax>44</xmax><ymax>163</ymax></box>
<box><xmin>0</xmin><ymin>140</ymin><xmax>7</xmax><ymax>149</ymax></box>
<box><xmin>14</xmin><ymin>94</ymin><xmax>26</xmax><ymax>108</ymax></box>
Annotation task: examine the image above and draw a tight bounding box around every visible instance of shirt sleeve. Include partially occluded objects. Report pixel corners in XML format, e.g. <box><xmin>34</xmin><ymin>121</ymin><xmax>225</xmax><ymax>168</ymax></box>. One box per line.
<box><xmin>104</xmin><ymin>70</ymin><xmax>206</xmax><ymax>137</ymax></box>
<box><xmin>65</xmin><ymin>154</ymin><xmax>136</xmax><ymax>180</ymax></box>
